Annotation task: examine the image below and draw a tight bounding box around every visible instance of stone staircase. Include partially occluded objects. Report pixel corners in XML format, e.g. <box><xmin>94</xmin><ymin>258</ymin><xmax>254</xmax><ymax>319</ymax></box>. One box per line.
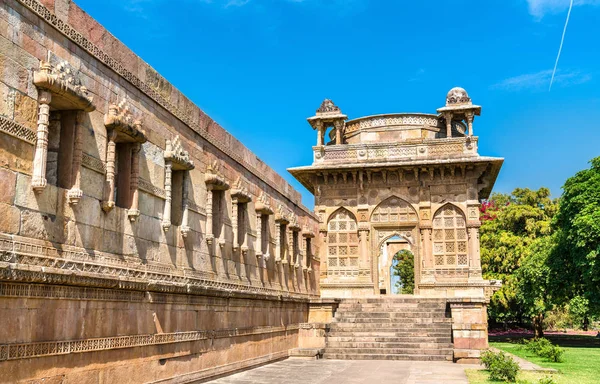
<box><xmin>323</xmin><ymin>297</ymin><xmax>453</xmax><ymax>361</ymax></box>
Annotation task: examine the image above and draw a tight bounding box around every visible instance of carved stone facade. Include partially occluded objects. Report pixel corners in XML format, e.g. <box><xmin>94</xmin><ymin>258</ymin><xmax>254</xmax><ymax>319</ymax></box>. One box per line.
<box><xmin>0</xmin><ymin>0</ymin><xmax>319</xmax><ymax>382</ymax></box>
<box><xmin>289</xmin><ymin>92</ymin><xmax>503</xmax><ymax>300</ymax></box>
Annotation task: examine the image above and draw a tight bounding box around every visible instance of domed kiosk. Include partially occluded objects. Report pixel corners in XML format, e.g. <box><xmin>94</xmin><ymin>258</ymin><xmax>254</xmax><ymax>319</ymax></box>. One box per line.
<box><xmin>289</xmin><ymin>88</ymin><xmax>503</xmax><ymax>362</ymax></box>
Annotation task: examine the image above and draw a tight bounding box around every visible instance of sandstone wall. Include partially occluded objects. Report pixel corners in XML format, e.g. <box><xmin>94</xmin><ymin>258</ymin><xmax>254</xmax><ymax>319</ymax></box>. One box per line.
<box><xmin>0</xmin><ymin>0</ymin><xmax>320</xmax><ymax>382</ymax></box>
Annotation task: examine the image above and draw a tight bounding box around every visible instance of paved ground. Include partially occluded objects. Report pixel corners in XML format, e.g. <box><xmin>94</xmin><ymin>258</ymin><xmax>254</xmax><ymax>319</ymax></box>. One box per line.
<box><xmin>207</xmin><ymin>358</ymin><xmax>481</xmax><ymax>384</ymax></box>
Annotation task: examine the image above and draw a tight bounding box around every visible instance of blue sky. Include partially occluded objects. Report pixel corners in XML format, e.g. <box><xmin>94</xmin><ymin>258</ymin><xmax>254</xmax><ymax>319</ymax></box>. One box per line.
<box><xmin>75</xmin><ymin>0</ymin><xmax>600</xmax><ymax>207</ymax></box>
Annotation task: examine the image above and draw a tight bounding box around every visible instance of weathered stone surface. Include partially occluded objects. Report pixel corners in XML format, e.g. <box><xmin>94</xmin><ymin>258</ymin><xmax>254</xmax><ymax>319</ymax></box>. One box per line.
<box><xmin>19</xmin><ymin>209</ymin><xmax>66</xmax><ymax>243</ymax></box>
<box><xmin>13</xmin><ymin>92</ymin><xmax>37</xmax><ymax>130</ymax></box>
<box><xmin>0</xmin><ymin>202</ymin><xmax>20</xmax><ymax>234</ymax></box>
<box><xmin>0</xmin><ymin>83</ymin><xmax>15</xmax><ymax>118</ymax></box>
<box><xmin>15</xmin><ymin>173</ymin><xmax>59</xmax><ymax>215</ymax></box>
<box><xmin>0</xmin><ymin>132</ymin><xmax>33</xmax><ymax>174</ymax></box>
<box><xmin>0</xmin><ymin>167</ymin><xmax>16</xmax><ymax>204</ymax></box>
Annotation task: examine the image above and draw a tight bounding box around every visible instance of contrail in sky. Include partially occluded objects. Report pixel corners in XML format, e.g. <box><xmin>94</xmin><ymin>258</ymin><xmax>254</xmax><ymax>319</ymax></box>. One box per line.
<box><xmin>549</xmin><ymin>0</ymin><xmax>574</xmax><ymax>91</ymax></box>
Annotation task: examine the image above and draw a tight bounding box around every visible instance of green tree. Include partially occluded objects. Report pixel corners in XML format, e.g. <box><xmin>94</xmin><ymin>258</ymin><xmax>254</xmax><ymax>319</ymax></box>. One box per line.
<box><xmin>392</xmin><ymin>250</ymin><xmax>414</xmax><ymax>294</ymax></box>
<box><xmin>480</xmin><ymin>188</ymin><xmax>558</xmax><ymax>328</ymax></box>
<box><xmin>515</xmin><ymin>235</ymin><xmax>555</xmax><ymax>337</ymax></box>
<box><xmin>551</xmin><ymin>156</ymin><xmax>600</xmax><ymax>318</ymax></box>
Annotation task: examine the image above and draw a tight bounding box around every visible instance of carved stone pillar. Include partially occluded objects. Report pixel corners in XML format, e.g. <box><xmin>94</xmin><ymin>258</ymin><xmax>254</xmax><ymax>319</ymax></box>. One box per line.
<box><xmin>359</xmin><ymin>228</ymin><xmax>369</xmax><ymax>265</ymax></box>
<box><xmin>128</xmin><ymin>142</ymin><xmax>141</xmax><ymax>222</ymax></box>
<box><xmin>255</xmin><ymin>192</ymin><xmax>273</xmax><ymax>263</ymax></box>
<box><xmin>206</xmin><ymin>186</ymin><xmax>214</xmax><ymax>246</ymax></box>
<box><xmin>465</xmin><ymin>111</ymin><xmax>474</xmax><ymax>136</ymax></box>
<box><xmin>102</xmin><ymin>130</ymin><xmax>118</xmax><ymax>212</ymax></box>
<box><xmin>334</xmin><ymin>120</ymin><xmax>344</xmax><ymax>145</ymax></box>
<box><xmin>420</xmin><ymin>227</ymin><xmax>435</xmax><ymax>284</ymax></box>
<box><xmin>162</xmin><ymin>161</ymin><xmax>173</xmax><ymax>230</ymax></box>
<box><xmin>255</xmin><ymin>213</ymin><xmax>263</xmax><ymax>259</ymax></box>
<box><xmin>181</xmin><ymin>171</ymin><xmax>191</xmax><ymax>237</ymax></box>
<box><xmin>444</xmin><ymin>112</ymin><xmax>453</xmax><ymax>138</ymax></box>
<box><xmin>275</xmin><ymin>223</ymin><xmax>282</xmax><ymax>264</ymax></box>
<box><xmin>232</xmin><ymin>197</ymin><xmax>239</xmax><ymax>250</ymax></box>
<box><xmin>31</xmin><ymin>90</ymin><xmax>52</xmax><ymax>192</ymax></box>
<box><xmin>67</xmin><ymin>111</ymin><xmax>85</xmax><ymax>204</ymax></box>
<box><xmin>315</xmin><ymin>121</ymin><xmax>324</xmax><ymax>147</ymax></box>
<box><xmin>468</xmin><ymin>225</ymin><xmax>483</xmax><ymax>281</ymax></box>
<box><xmin>319</xmin><ymin>229</ymin><xmax>327</xmax><ymax>278</ymax></box>
<box><xmin>302</xmin><ymin>227</ymin><xmax>315</xmax><ymax>273</ymax></box>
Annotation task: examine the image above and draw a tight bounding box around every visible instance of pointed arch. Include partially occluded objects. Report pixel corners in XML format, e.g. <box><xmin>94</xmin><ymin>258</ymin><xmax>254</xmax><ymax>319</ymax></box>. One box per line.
<box><xmin>371</xmin><ymin>196</ymin><xmax>417</xmax><ymax>223</ymax></box>
<box><xmin>326</xmin><ymin>207</ymin><xmax>359</xmax><ymax>275</ymax></box>
<box><xmin>327</xmin><ymin>206</ymin><xmax>356</xmax><ymax>226</ymax></box>
<box><xmin>377</xmin><ymin>231</ymin><xmax>414</xmax><ymax>250</ymax></box>
<box><xmin>432</xmin><ymin>203</ymin><xmax>468</xmax><ymax>267</ymax></box>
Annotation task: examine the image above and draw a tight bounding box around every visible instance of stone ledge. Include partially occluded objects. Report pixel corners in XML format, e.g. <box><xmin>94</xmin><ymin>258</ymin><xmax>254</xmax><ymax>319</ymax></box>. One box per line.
<box><xmin>288</xmin><ymin>348</ymin><xmax>324</xmax><ymax>359</ymax></box>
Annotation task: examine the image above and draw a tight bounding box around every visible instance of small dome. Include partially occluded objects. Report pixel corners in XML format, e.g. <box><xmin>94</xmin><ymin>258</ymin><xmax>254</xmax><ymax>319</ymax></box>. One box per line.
<box><xmin>446</xmin><ymin>87</ymin><xmax>471</xmax><ymax>105</ymax></box>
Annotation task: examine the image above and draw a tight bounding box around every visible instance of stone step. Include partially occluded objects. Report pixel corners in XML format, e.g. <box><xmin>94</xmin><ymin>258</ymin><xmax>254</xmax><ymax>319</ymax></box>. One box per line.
<box><xmin>322</xmin><ymin>353</ymin><xmax>453</xmax><ymax>361</ymax></box>
<box><xmin>337</xmin><ymin>304</ymin><xmax>447</xmax><ymax>310</ymax></box>
<box><xmin>325</xmin><ymin>347</ymin><xmax>453</xmax><ymax>356</ymax></box>
<box><xmin>333</xmin><ymin>316</ymin><xmax>451</xmax><ymax>323</ymax></box>
<box><xmin>328</xmin><ymin>324</ymin><xmax>451</xmax><ymax>331</ymax></box>
<box><xmin>334</xmin><ymin>311</ymin><xmax>447</xmax><ymax>318</ymax></box>
<box><xmin>339</xmin><ymin>298</ymin><xmax>447</xmax><ymax>303</ymax></box>
<box><xmin>327</xmin><ymin>341</ymin><xmax>453</xmax><ymax>349</ymax></box>
<box><xmin>327</xmin><ymin>336</ymin><xmax>452</xmax><ymax>343</ymax></box>
<box><xmin>327</xmin><ymin>332</ymin><xmax>451</xmax><ymax>339</ymax></box>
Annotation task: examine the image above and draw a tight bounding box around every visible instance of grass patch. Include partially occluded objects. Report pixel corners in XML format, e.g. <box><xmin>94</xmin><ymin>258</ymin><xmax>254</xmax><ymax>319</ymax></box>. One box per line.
<box><xmin>465</xmin><ymin>369</ymin><xmax>560</xmax><ymax>384</ymax></box>
<box><xmin>466</xmin><ymin>335</ymin><xmax>600</xmax><ymax>383</ymax></box>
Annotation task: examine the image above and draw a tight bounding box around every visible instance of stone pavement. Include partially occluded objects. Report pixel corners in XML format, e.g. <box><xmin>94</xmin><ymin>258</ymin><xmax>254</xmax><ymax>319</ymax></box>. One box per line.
<box><xmin>206</xmin><ymin>358</ymin><xmax>482</xmax><ymax>384</ymax></box>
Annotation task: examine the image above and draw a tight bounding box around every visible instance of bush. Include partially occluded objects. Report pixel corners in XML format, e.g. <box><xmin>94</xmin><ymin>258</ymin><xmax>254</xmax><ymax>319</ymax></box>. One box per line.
<box><xmin>481</xmin><ymin>350</ymin><xmax>520</xmax><ymax>382</ymax></box>
<box><xmin>537</xmin><ymin>377</ymin><xmax>557</xmax><ymax>384</ymax></box>
<box><xmin>524</xmin><ymin>338</ymin><xmax>552</xmax><ymax>355</ymax></box>
<box><xmin>539</xmin><ymin>345</ymin><xmax>564</xmax><ymax>363</ymax></box>
<box><xmin>523</xmin><ymin>338</ymin><xmax>564</xmax><ymax>362</ymax></box>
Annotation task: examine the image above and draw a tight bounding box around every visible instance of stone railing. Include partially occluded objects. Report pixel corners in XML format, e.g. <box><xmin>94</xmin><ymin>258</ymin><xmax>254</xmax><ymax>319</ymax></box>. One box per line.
<box><xmin>313</xmin><ymin>137</ymin><xmax>478</xmax><ymax>165</ymax></box>
<box><xmin>344</xmin><ymin>113</ymin><xmax>442</xmax><ymax>134</ymax></box>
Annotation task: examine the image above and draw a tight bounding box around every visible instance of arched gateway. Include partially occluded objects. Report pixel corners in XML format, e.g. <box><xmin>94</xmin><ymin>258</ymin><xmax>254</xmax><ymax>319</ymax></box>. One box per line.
<box><xmin>289</xmin><ymin>89</ymin><xmax>504</xmax><ymax>361</ymax></box>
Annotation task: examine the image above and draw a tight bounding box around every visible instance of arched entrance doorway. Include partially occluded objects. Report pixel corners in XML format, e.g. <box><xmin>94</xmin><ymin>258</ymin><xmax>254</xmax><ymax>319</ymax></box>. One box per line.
<box><xmin>378</xmin><ymin>235</ymin><xmax>414</xmax><ymax>295</ymax></box>
<box><xmin>390</xmin><ymin>249</ymin><xmax>415</xmax><ymax>294</ymax></box>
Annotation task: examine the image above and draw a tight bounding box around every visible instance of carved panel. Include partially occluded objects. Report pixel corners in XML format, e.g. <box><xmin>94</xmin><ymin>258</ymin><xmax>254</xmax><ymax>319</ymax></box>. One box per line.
<box><xmin>0</xmin><ymin>116</ymin><xmax>36</xmax><ymax>144</ymax></box>
<box><xmin>0</xmin><ymin>324</ymin><xmax>300</xmax><ymax>362</ymax></box>
<box><xmin>371</xmin><ymin>196</ymin><xmax>417</xmax><ymax>223</ymax></box>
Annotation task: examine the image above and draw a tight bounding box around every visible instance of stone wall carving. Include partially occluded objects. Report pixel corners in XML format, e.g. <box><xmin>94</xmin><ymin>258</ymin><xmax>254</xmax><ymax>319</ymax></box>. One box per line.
<box><xmin>0</xmin><ymin>324</ymin><xmax>300</xmax><ymax>362</ymax></box>
<box><xmin>0</xmin><ymin>116</ymin><xmax>36</xmax><ymax>144</ymax></box>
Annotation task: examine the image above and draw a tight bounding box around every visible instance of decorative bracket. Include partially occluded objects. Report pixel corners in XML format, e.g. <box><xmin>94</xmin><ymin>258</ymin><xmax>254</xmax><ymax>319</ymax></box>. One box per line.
<box><xmin>204</xmin><ymin>160</ymin><xmax>230</xmax><ymax>247</ymax></box>
<box><xmin>162</xmin><ymin>136</ymin><xmax>195</xmax><ymax>237</ymax></box>
<box><xmin>231</xmin><ymin>177</ymin><xmax>252</xmax><ymax>253</ymax></box>
<box><xmin>101</xmin><ymin>99</ymin><xmax>146</xmax><ymax>220</ymax></box>
<box><xmin>31</xmin><ymin>58</ymin><xmax>95</xmax><ymax>194</ymax></box>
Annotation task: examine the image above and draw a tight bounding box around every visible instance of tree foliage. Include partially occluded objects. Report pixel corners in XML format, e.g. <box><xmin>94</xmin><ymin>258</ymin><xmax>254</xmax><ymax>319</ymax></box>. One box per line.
<box><xmin>481</xmin><ymin>157</ymin><xmax>600</xmax><ymax>332</ymax></box>
<box><xmin>392</xmin><ymin>250</ymin><xmax>414</xmax><ymax>294</ymax></box>
<box><xmin>480</xmin><ymin>188</ymin><xmax>558</xmax><ymax>326</ymax></box>
<box><xmin>550</xmin><ymin>157</ymin><xmax>600</xmax><ymax>315</ymax></box>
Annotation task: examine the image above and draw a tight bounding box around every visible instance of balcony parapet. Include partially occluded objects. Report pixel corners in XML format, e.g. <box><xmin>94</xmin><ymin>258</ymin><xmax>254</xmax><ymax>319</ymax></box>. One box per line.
<box><xmin>313</xmin><ymin>136</ymin><xmax>478</xmax><ymax>165</ymax></box>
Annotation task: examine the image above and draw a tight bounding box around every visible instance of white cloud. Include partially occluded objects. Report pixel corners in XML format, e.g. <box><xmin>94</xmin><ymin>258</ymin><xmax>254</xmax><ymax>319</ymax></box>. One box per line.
<box><xmin>527</xmin><ymin>0</ymin><xmax>600</xmax><ymax>19</ymax></box>
<box><xmin>491</xmin><ymin>69</ymin><xmax>591</xmax><ymax>91</ymax></box>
